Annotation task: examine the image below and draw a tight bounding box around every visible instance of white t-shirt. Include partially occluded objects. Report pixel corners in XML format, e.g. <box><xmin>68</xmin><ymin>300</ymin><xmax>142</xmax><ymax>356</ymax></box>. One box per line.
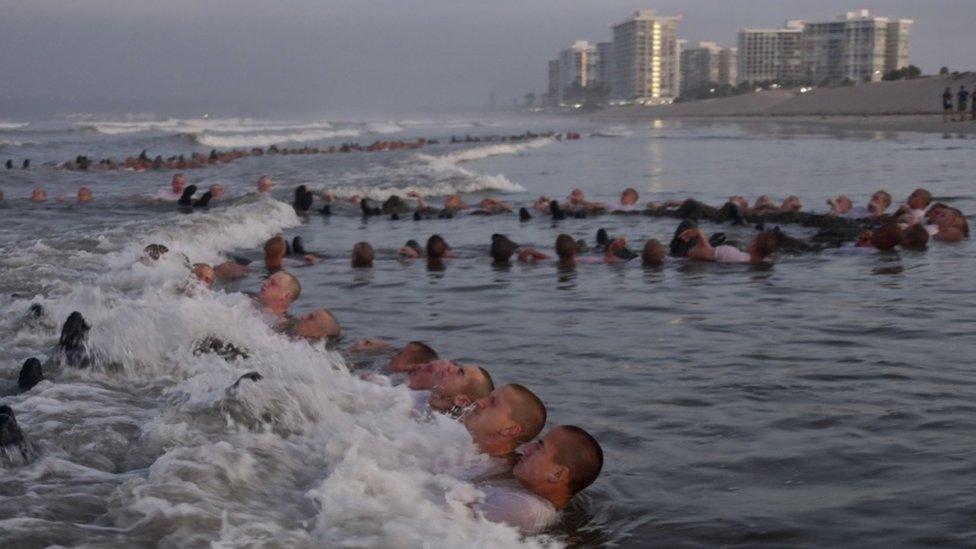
<box><xmin>477</xmin><ymin>479</ymin><xmax>558</xmax><ymax>535</ymax></box>
<box><xmin>714</xmin><ymin>245</ymin><xmax>751</xmax><ymax>263</ymax></box>
<box><xmin>926</xmin><ymin>224</ymin><xmax>940</xmax><ymax>237</ymax></box>
<box><xmin>904</xmin><ymin>208</ymin><xmax>926</xmax><ymax>226</ymax></box>
<box><xmin>155</xmin><ymin>189</ymin><xmax>181</xmax><ymax>202</ymax></box>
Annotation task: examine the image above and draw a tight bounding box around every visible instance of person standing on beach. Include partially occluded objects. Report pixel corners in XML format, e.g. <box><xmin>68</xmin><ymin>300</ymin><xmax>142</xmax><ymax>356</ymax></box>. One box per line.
<box><xmin>943</xmin><ymin>87</ymin><xmax>953</xmax><ymax>122</ymax></box>
<box><xmin>956</xmin><ymin>86</ymin><xmax>969</xmax><ymax>121</ymax></box>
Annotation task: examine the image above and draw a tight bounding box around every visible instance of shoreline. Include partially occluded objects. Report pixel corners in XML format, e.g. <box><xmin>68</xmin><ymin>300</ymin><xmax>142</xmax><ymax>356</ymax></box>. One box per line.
<box><xmin>599</xmin><ymin>114</ymin><xmax>976</xmax><ymax>135</ymax></box>
<box><xmin>584</xmin><ymin>74</ymin><xmax>976</xmax><ymax>135</ymax></box>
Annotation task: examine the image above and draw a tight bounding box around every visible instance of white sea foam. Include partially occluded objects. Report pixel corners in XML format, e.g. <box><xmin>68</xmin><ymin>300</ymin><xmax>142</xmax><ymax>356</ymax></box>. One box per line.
<box><xmin>591</xmin><ymin>126</ymin><xmax>634</xmax><ymax>138</ymax></box>
<box><xmin>78</xmin><ymin>118</ymin><xmax>337</xmax><ymax>137</ymax></box>
<box><xmin>0</xmin><ymin>194</ymin><xmax>551</xmax><ymax>547</ymax></box>
<box><xmin>0</xmin><ymin>140</ymin><xmax>34</xmax><ymax>148</ymax></box>
<box><xmin>365</xmin><ymin>122</ymin><xmax>404</xmax><ymax>134</ymax></box>
<box><xmin>317</xmin><ymin>139</ymin><xmax>557</xmax><ymax>200</ymax></box>
<box><xmin>421</xmin><ymin>138</ymin><xmax>556</xmax><ymax>166</ymax></box>
<box><xmin>194</xmin><ymin>129</ymin><xmax>360</xmax><ymax>148</ymax></box>
<box><xmin>0</xmin><ymin>122</ymin><xmax>29</xmax><ymax>130</ymax></box>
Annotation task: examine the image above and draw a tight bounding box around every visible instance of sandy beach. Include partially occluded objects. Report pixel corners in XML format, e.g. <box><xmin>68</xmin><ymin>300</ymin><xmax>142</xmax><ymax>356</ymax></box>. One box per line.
<box><xmin>592</xmin><ymin>73</ymin><xmax>976</xmax><ymax>134</ymax></box>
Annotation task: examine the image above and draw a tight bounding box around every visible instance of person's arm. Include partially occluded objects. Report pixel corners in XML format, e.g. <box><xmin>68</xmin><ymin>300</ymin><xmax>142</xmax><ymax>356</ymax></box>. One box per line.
<box><xmin>408</xmin><ymin>191</ymin><xmax>429</xmax><ymax>210</ymax></box>
<box><xmin>518</xmin><ymin>248</ymin><xmax>550</xmax><ymax>262</ymax></box>
<box><xmin>398</xmin><ymin>246</ymin><xmax>421</xmax><ymax>259</ymax></box>
<box><xmin>214</xmin><ymin>261</ymin><xmax>248</xmax><ymax>280</ymax></box>
<box><xmin>679</xmin><ymin>228</ymin><xmax>716</xmax><ymax>261</ymax></box>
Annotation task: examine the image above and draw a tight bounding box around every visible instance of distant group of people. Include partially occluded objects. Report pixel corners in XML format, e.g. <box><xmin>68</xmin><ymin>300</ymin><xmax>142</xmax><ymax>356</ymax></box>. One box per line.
<box><xmin>449</xmin><ymin>131</ymin><xmax>581</xmax><ymax>144</ymax></box>
<box><xmin>52</xmin><ymin>131</ymin><xmax>580</xmax><ymax>174</ymax></box>
<box><xmin>942</xmin><ymin>85</ymin><xmax>976</xmax><ymax>122</ymax></box>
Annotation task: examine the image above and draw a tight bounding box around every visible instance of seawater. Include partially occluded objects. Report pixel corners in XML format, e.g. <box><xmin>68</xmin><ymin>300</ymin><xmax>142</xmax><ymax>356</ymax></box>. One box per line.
<box><xmin>1</xmin><ymin>116</ymin><xmax>975</xmax><ymax>548</ymax></box>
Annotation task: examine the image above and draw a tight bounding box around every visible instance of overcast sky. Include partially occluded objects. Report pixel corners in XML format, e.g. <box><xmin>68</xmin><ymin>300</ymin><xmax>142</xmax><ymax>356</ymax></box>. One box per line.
<box><xmin>0</xmin><ymin>0</ymin><xmax>970</xmax><ymax>117</ymax></box>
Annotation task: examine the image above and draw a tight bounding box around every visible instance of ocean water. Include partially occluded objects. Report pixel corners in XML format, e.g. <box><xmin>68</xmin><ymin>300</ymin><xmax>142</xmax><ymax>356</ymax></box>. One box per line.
<box><xmin>1</xmin><ymin>115</ymin><xmax>975</xmax><ymax>548</ymax></box>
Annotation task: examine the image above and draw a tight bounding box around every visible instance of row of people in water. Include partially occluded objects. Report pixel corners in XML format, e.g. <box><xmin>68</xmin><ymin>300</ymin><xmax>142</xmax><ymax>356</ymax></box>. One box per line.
<box><xmin>3</xmin><ymin>240</ymin><xmax>601</xmax><ymax>535</ymax></box>
<box><xmin>7</xmin><ymin>171</ymin><xmax>968</xmax><ymax>248</ymax></box>
<box><xmin>180</xmin><ymin>219</ymin><xmax>939</xmax><ymax>312</ymax></box>
<box><xmin>53</xmin><ymin>131</ymin><xmax>579</xmax><ymax>172</ymax></box>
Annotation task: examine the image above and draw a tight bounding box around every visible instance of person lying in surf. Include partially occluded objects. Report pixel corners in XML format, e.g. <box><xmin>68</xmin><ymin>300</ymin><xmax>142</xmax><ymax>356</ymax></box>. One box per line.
<box><xmin>397</xmin><ymin>239</ymin><xmax>425</xmax><ymax>259</ymax></box>
<box><xmin>286</xmin><ymin>309</ymin><xmax>342</xmax><ymax>342</ymax></box>
<box><xmin>564</xmin><ymin>188</ymin><xmax>605</xmax><ymax>214</ymax></box>
<box><xmin>893</xmin><ymin>188</ymin><xmax>933</xmax><ymax>226</ymax></box>
<box><xmin>641</xmin><ymin>239</ymin><xmax>667</xmax><ymax>266</ymax></box>
<box><xmin>606</xmin><ymin>187</ymin><xmax>640</xmax><ymax>212</ymax></box>
<box><xmin>408</xmin><ymin>359</ymin><xmax>495</xmax><ymax>414</ymax></box>
<box><xmin>678</xmin><ymin>228</ymin><xmax>778</xmax><ymax>264</ymax></box>
<box><xmin>351</xmin><ymin>242</ymin><xmax>374</xmax><ymax>268</ymax></box>
<box><xmin>264</xmin><ymin>235</ymin><xmax>318</xmax><ymax>270</ymax></box>
<box><xmin>476</xmin><ymin>425</ymin><xmax>603</xmax><ymax>535</ymax></box>
<box><xmin>463</xmin><ymin>383</ymin><xmax>547</xmax><ymax>459</ymax></box>
<box><xmin>255</xmin><ymin>270</ymin><xmax>301</xmax><ymax>327</ymax></box>
<box><xmin>925</xmin><ymin>205</ymin><xmax>969</xmax><ymax>242</ymax></box>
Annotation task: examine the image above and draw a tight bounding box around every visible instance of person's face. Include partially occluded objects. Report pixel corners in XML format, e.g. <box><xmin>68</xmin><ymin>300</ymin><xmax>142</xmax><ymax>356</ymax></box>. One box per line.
<box><xmin>836</xmin><ymin>196</ymin><xmax>852</xmax><ymax>213</ymax></box>
<box><xmin>172</xmin><ymin>176</ymin><xmax>185</xmax><ymax>194</ymax></box>
<box><xmin>78</xmin><ymin>188</ymin><xmax>93</xmax><ymax>202</ymax></box>
<box><xmin>868</xmin><ymin>193</ymin><xmax>886</xmax><ymax>214</ymax></box>
<box><xmin>569</xmin><ymin>189</ymin><xmax>584</xmax><ymax>205</ymax></box>
<box><xmin>293</xmin><ymin>311</ymin><xmax>328</xmax><ymax>340</ymax></box>
<box><xmin>445</xmin><ymin>195</ymin><xmax>462</xmax><ymax>209</ymax></box>
<box><xmin>463</xmin><ymin>386</ymin><xmax>518</xmax><ymax>442</ymax></box>
<box><xmin>194</xmin><ymin>266</ymin><xmax>215</xmax><ymax>287</ymax></box>
<box><xmin>257</xmin><ymin>178</ymin><xmax>273</xmax><ymax>193</ymax></box>
<box><xmin>408</xmin><ymin>359</ymin><xmax>456</xmax><ymax>390</ymax></box>
<box><xmin>31</xmin><ymin>188</ymin><xmax>47</xmax><ymax>202</ymax></box>
<box><xmin>620</xmin><ymin>190</ymin><xmax>638</xmax><ymax>206</ymax></box>
<box><xmin>210</xmin><ymin>185</ymin><xmax>224</xmax><ymax>199</ymax></box>
<box><xmin>782</xmin><ymin>196</ymin><xmax>801</xmax><ymax>211</ymax></box>
<box><xmin>513</xmin><ymin>428</ymin><xmax>570</xmax><ymax>487</ymax></box>
<box><xmin>260</xmin><ymin>272</ymin><xmax>293</xmax><ymax>307</ymax></box>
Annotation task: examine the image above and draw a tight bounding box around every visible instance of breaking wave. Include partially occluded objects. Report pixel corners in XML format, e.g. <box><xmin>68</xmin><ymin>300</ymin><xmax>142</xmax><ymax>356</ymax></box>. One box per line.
<box><xmin>420</xmin><ymin>138</ymin><xmax>556</xmax><ymax>166</ymax></box>
<box><xmin>192</xmin><ymin>129</ymin><xmax>361</xmax><ymax>148</ymax></box>
<box><xmin>365</xmin><ymin>122</ymin><xmax>404</xmax><ymax>134</ymax></box>
<box><xmin>0</xmin><ymin>194</ymin><xmax>548</xmax><ymax>547</ymax></box>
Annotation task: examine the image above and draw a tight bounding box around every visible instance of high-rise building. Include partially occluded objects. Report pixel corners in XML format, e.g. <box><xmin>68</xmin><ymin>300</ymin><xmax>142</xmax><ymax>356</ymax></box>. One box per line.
<box><xmin>595</xmin><ymin>41</ymin><xmax>614</xmax><ymax>89</ymax></box>
<box><xmin>802</xmin><ymin>10</ymin><xmax>912</xmax><ymax>85</ymax></box>
<box><xmin>719</xmin><ymin>47</ymin><xmax>738</xmax><ymax>87</ymax></box>
<box><xmin>546</xmin><ymin>59</ymin><xmax>560</xmax><ymax>107</ymax></box>
<box><xmin>610</xmin><ymin>10</ymin><xmax>682</xmax><ymax>104</ymax></box>
<box><xmin>736</xmin><ymin>20</ymin><xmax>804</xmax><ymax>85</ymax></box>
<box><xmin>557</xmin><ymin>40</ymin><xmax>596</xmax><ymax>105</ymax></box>
<box><xmin>680</xmin><ymin>42</ymin><xmax>738</xmax><ymax>94</ymax></box>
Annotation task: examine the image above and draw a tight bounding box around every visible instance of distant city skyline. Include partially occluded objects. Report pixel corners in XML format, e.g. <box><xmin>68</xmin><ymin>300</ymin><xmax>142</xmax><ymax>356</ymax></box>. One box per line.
<box><xmin>0</xmin><ymin>1</ymin><xmax>971</xmax><ymax>116</ymax></box>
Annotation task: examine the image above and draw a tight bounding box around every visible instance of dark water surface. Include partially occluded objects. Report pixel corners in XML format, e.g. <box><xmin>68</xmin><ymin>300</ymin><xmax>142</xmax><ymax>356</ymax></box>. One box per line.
<box><xmin>1</xmin><ymin>116</ymin><xmax>974</xmax><ymax>547</ymax></box>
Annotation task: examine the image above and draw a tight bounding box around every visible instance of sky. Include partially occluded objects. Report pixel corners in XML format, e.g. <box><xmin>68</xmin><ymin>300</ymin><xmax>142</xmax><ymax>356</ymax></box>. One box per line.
<box><xmin>0</xmin><ymin>0</ymin><xmax>971</xmax><ymax>117</ymax></box>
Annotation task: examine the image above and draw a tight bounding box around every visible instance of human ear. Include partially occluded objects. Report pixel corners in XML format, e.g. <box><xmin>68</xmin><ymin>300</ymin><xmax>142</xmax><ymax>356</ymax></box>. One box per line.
<box><xmin>453</xmin><ymin>395</ymin><xmax>470</xmax><ymax>408</ymax></box>
<box><xmin>502</xmin><ymin>423</ymin><xmax>522</xmax><ymax>439</ymax></box>
<box><xmin>549</xmin><ymin>465</ymin><xmax>569</xmax><ymax>484</ymax></box>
